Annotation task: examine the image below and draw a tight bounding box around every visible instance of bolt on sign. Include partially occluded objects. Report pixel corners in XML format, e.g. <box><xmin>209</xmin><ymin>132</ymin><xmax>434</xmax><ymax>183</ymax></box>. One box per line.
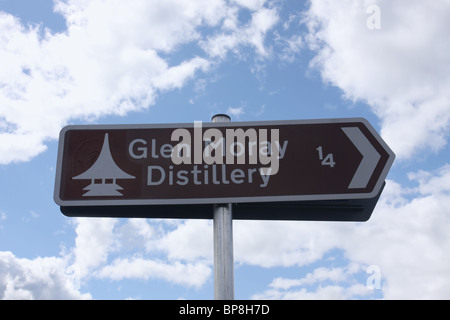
<box><xmin>54</xmin><ymin>118</ymin><xmax>395</xmax><ymax>220</ymax></box>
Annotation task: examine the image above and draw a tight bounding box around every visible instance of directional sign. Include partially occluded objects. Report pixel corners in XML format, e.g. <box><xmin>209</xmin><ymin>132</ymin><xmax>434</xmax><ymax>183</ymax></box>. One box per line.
<box><xmin>54</xmin><ymin>118</ymin><xmax>395</xmax><ymax>210</ymax></box>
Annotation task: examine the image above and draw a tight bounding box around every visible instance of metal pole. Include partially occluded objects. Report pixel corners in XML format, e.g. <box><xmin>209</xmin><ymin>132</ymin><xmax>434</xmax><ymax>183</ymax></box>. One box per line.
<box><xmin>212</xmin><ymin>114</ymin><xmax>234</xmax><ymax>300</ymax></box>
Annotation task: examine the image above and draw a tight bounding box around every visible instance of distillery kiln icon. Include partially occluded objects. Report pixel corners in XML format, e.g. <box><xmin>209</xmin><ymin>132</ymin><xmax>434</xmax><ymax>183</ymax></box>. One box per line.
<box><xmin>72</xmin><ymin>133</ymin><xmax>135</xmax><ymax>196</ymax></box>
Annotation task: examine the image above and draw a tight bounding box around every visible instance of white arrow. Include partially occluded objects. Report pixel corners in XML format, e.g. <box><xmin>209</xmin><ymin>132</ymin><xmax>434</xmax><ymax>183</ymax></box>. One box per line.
<box><xmin>342</xmin><ymin>127</ymin><xmax>381</xmax><ymax>189</ymax></box>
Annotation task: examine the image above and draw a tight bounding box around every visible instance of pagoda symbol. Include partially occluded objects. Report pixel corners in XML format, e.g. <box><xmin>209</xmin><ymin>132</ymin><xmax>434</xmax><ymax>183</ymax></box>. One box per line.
<box><xmin>73</xmin><ymin>133</ymin><xmax>135</xmax><ymax>197</ymax></box>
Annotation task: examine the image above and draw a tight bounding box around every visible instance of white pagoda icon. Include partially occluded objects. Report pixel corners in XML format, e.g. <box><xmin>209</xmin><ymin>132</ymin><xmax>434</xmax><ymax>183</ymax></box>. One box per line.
<box><xmin>73</xmin><ymin>133</ymin><xmax>135</xmax><ymax>197</ymax></box>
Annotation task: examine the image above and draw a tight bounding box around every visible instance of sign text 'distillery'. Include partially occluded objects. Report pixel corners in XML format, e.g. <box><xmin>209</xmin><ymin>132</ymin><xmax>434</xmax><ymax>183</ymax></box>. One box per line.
<box><xmin>54</xmin><ymin>119</ymin><xmax>395</xmax><ymax>206</ymax></box>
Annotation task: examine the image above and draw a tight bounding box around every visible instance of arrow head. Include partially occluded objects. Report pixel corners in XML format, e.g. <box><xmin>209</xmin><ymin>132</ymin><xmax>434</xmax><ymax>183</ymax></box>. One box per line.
<box><xmin>342</xmin><ymin>126</ymin><xmax>382</xmax><ymax>189</ymax></box>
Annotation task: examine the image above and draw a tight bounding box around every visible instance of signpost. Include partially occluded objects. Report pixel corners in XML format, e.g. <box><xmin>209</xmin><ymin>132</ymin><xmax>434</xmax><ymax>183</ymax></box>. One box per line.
<box><xmin>211</xmin><ymin>114</ymin><xmax>234</xmax><ymax>300</ymax></box>
<box><xmin>54</xmin><ymin>118</ymin><xmax>394</xmax><ymax>212</ymax></box>
<box><xmin>54</xmin><ymin>116</ymin><xmax>395</xmax><ymax>300</ymax></box>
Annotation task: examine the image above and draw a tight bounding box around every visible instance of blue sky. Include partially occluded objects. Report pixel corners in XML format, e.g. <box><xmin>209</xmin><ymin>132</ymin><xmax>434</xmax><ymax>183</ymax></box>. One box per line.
<box><xmin>1</xmin><ymin>0</ymin><xmax>450</xmax><ymax>300</ymax></box>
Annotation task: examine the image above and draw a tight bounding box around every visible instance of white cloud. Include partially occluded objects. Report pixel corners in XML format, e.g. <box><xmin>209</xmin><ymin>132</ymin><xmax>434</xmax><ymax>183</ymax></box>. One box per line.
<box><xmin>232</xmin><ymin>0</ymin><xmax>266</xmax><ymax>11</ymax></box>
<box><xmin>270</xmin><ymin>284</ymin><xmax>370</xmax><ymax>300</ymax></box>
<box><xmin>156</xmin><ymin>220</ymin><xmax>213</xmax><ymax>262</ymax></box>
<box><xmin>253</xmin><ymin>265</ymin><xmax>374</xmax><ymax>300</ymax></box>
<box><xmin>96</xmin><ymin>257</ymin><xmax>211</xmax><ymax>288</ymax></box>
<box><xmin>151</xmin><ymin>57</ymin><xmax>210</xmax><ymax>92</ymax></box>
<box><xmin>0</xmin><ymin>212</ymin><xmax>5</xmax><ymax>221</ymax></box>
<box><xmin>0</xmin><ymin>251</ymin><xmax>90</xmax><ymax>300</ymax></box>
<box><xmin>200</xmin><ymin>6</ymin><xmax>279</xmax><ymax>59</ymax></box>
<box><xmin>0</xmin><ymin>0</ymin><xmax>279</xmax><ymax>164</ymax></box>
<box><xmin>234</xmin><ymin>220</ymin><xmax>334</xmax><ymax>268</ymax></box>
<box><xmin>277</xmin><ymin>33</ymin><xmax>303</xmax><ymax>62</ymax></box>
<box><xmin>65</xmin><ymin>218</ymin><xmax>213</xmax><ymax>290</ymax></box>
<box><xmin>269</xmin><ymin>267</ymin><xmax>351</xmax><ymax>290</ymax></box>
<box><xmin>303</xmin><ymin>0</ymin><xmax>450</xmax><ymax>160</ymax></box>
<box><xmin>72</xmin><ymin>218</ymin><xmax>117</xmax><ymax>277</ymax></box>
<box><xmin>227</xmin><ymin>107</ymin><xmax>245</xmax><ymax>118</ymax></box>
<box><xmin>115</xmin><ymin>219</ymin><xmax>156</xmax><ymax>253</ymax></box>
<box><xmin>408</xmin><ymin>164</ymin><xmax>450</xmax><ymax>196</ymax></box>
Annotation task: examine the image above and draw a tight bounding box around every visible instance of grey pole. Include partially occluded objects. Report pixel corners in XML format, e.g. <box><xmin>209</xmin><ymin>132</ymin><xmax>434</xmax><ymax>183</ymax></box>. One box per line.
<box><xmin>212</xmin><ymin>114</ymin><xmax>234</xmax><ymax>300</ymax></box>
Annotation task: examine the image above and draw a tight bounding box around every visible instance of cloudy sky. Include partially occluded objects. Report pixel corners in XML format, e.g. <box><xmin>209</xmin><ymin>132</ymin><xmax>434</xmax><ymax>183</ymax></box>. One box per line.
<box><xmin>1</xmin><ymin>0</ymin><xmax>450</xmax><ymax>300</ymax></box>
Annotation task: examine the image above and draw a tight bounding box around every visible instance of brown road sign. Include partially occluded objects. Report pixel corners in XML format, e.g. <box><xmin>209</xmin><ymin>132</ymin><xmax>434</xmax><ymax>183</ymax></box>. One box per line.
<box><xmin>54</xmin><ymin>118</ymin><xmax>395</xmax><ymax>208</ymax></box>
